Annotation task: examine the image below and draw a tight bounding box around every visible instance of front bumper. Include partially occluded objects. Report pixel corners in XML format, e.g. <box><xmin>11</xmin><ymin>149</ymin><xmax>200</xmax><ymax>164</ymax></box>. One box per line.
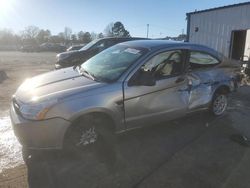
<box><xmin>10</xmin><ymin>103</ymin><xmax>71</xmax><ymax>150</ymax></box>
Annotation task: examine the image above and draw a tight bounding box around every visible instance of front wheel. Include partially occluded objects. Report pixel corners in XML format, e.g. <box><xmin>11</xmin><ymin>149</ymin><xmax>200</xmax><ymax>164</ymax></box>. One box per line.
<box><xmin>64</xmin><ymin>115</ymin><xmax>115</xmax><ymax>154</ymax></box>
<box><xmin>210</xmin><ymin>93</ymin><xmax>228</xmax><ymax>116</ymax></box>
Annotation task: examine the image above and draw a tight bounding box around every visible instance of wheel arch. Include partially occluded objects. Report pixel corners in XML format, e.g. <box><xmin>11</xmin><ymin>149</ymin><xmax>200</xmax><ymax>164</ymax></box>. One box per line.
<box><xmin>63</xmin><ymin>110</ymin><xmax>118</xmax><ymax>150</ymax></box>
<box><xmin>68</xmin><ymin>109</ymin><xmax>118</xmax><ymax>132</ymax></box>
<box><xmin>213</xmin><ymin>84</ymin><xmax>231</xmax><ymax>95</ymax></box>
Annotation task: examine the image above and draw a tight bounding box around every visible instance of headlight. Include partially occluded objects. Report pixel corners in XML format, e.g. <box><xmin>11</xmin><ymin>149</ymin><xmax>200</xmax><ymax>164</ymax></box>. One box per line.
<box><xmin>19</xmin><ymin>99</ymin><xmax>58</xmax><ymax>120</ymax></box>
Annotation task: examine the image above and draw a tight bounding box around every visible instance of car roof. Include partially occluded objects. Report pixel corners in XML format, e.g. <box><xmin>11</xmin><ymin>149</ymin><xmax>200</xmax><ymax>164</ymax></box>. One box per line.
<box><xmin>97</xmin><ymin>37</ymin><xmax>148</xmax><ymax>41</ymax></box>
<box><xmin>120</xmin><ymin>40</ymin><xmax>224</xmax><ymax>60</ymax></box>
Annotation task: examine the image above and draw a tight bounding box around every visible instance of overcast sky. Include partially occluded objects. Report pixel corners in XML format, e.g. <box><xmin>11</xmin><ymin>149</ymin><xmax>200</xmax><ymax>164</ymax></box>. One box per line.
<box><xmin>0</xmin><ymin>0</ymin><xmax>248</xmax><ymax>38</ymax></box>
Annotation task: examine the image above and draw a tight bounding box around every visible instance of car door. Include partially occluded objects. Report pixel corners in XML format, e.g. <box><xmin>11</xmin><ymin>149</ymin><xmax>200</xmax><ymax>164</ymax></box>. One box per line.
<box><xmin>123</xmin><ymin>49</ymin><xmax>190</xmax><ymax>129</ymax></box>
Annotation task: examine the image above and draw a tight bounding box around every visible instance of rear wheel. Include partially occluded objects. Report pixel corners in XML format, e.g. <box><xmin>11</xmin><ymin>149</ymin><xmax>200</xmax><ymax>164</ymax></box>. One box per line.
<box><xmin>210</xmin><ymin>92</ymin><xmax>228</xmax><ymax>116</ymax></box>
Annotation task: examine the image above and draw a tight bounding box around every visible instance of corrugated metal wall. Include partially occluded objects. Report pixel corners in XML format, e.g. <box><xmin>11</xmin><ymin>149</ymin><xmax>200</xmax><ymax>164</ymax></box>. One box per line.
<box><xmin>188</xmin><ymin>4</ymin><xmax>250</xmax><ymax>57</ymax></box>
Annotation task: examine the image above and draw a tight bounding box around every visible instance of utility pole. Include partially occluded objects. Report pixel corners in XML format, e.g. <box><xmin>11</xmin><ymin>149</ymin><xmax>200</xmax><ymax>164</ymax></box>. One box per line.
<box><xmin>147</xmin><ymin>24</ymin><xmax>149</xmax><ymax>38</ymax></box>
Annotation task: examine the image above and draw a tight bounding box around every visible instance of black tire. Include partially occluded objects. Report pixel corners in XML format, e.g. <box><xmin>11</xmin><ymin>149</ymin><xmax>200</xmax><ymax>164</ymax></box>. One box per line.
<box><xmin>210</xmin><ymin>92</ymin><xmax>228</xmax><ymax>116</ymax></box>
<box><xmin>63</xmin><ymin>115</ymin><xmax>116</xmax><ymax>155</ymax></box>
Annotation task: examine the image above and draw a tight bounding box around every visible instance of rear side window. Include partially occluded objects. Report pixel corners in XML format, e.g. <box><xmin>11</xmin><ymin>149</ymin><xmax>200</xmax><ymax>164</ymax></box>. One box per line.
<box><xmin>189</xmin><ymin>51</ymin><xmax>220</xmax><ymax>70</ymax></box>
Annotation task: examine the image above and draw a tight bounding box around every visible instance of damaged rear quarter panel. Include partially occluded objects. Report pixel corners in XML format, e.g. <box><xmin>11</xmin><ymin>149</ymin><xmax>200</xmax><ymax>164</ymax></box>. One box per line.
<box><xmin>187</xmin><ymin>68</ymin><xmax>233</xmax><ymax>110</ymax></box>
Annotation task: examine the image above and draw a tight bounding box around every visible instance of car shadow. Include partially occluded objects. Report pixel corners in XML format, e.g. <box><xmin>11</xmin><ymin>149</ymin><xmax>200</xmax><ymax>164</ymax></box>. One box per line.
<box><xmin>24</xmin><ymin>111</ymin><xmax>221</xmax><ymax>188</ymax></box>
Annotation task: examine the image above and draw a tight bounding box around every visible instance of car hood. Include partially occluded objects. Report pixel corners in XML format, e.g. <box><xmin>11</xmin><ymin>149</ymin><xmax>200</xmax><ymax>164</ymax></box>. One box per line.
<box><xmin>58</xmin><ymin>50</ymin><xmax>79</xmax><ymax>57</ymax></box>
<box><xmin>15</xmin><ymin>67</ymin><xmax>105</xmax><ymax>103</ymax></box>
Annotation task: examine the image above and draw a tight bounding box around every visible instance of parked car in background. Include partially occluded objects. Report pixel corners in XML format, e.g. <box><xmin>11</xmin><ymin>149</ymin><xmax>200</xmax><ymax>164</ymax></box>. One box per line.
<box><xmin>66</xmin><ymin>44</ymin><xmax>86</xmax><ymax>51</ymax></box>
<box><xmin>39</xmin><ymin>43</ymin><xmax>66</xmax><ymax>52</ymax></box>
<box><xmin>20</xmin><ymin>43</ymin><xmax>66</xmax><ymax>52</ymax></box>
<box><xmin>11</xmin><ymin>40</ymin><xmax>240</xmax><ymax>154</ymax></box>
<box><xmin>20</xmin><ymin>44</ymin><xmax>40</xmax><ymax>52</ymax></box>
<box><xmin>55</xmin><ymin>37</ymin><xmax>148</xmax><ymax>69</ymax></box>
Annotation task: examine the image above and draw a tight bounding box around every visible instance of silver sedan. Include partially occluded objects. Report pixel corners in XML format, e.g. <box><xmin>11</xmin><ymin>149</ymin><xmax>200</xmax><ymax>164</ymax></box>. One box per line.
<box><xmin>10</xmin><ymin>40</ymin><xmax>240</xmax><ymax>152</ymax></box>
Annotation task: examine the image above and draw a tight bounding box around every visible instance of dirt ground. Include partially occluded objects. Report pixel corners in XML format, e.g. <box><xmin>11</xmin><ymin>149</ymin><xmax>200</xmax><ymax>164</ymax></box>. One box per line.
<box><xmin>0</xmin><ymin>51</ymin><xmax>250</xmax><ymax>188</ymax></box>
<box><xmin>0</xmin><ymin>51</ymin><xmax>55</xmax><ymax>113</ymax></box>
<box><xmin>0</xmin><ymin>52</ymin><xmax>55</xmax><ymax>187</ymax></box>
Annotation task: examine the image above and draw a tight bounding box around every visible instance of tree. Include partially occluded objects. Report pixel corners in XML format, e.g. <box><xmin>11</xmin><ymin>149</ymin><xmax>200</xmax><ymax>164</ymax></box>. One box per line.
<box><xmin>112</xmin><ymin>21</ymin><xmax>130</xmax><ymax>37</ymax></box>
<box><xmin>21</xmin><ymin>25</ymin><xmax>40</xmax><ymax>39</ymax></box>
<box><xmin>20</xmin><ymin>25</ymin><xmax>40</xmax><ymax>44</ymax></box>
<box><xmin>104</xmin><ymin>22</ymin><xmax>114</xmax><ymax>37</ymax></box>
<box><xmin>36</xmin><ymin>29</ymin><xmax>51</xmax><ymax>44</ymax></box>
<box><xmin>0</xmin><ymin>29</ymin><xmax>13</xmax><ymax>44</ymax></box>
<box><xmin>71</xmin><ymin>34</ymin><xmax>77</xmax><ymax>43</ymax></box>
<box><xmin>77</xmin><ymin>31</ymin><xmax>91</xmax><ymax>43</ymax></box>
<box><xmin>78</xmin><ymin>31</ymin><xmax>85</xmax><ymax>42</ymax></box>
<box><xmin>97</xmin><ymin>32</ymin><xmax>104</xmax><ymax>39</ymax></box>
<box><xmin>82</xmin><ymin>32</ymin><xmax>91</xmax><ymax>43</ymax></box>
<box><xmin>64</xmin><ymin>27</ymin><xmax>72</xmax><ymax>44</ymax></box>
<box><xmin>90</xmin><ymin>32</ymin><xmax>97</xmax><ymax>41</ymax></box>
<box><xmin>50</xmin><ymin>32</ymin><xmax>65</xmax><ymax>44</ymax></box>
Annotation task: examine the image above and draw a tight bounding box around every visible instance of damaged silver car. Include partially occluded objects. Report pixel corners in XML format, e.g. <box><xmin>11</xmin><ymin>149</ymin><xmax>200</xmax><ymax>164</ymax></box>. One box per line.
<box><xmin>10</xmin><ymin>40</ymin><xmax>239</xmax><ymax>151</ymax></box>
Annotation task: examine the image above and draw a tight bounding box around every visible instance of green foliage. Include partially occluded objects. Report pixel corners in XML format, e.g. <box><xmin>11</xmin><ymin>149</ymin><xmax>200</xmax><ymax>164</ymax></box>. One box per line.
<box><xmin>112</xmin><ymin>21</ymin><xmax>130</xmax><ymax>37</ymax></box>
<box><xmin>104</xmin><ymin>21</ymin><xmax>131</xmax><ymax>37</ymax></box>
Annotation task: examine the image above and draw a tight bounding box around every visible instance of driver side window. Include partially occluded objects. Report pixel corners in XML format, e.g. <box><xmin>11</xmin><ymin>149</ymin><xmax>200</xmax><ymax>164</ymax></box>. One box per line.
<box><xmin>143</xmin><ymin>50</ymin><xmax>183</xmax><ymax>79</ymax></box>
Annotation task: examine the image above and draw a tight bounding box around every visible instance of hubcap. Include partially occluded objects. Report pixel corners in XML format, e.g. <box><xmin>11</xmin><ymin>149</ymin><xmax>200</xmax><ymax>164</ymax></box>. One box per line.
<box><xmin>213</xmin><ymin>95</ymin><xmax>227</xmax><ymax>115</ymax></box>
<box><xmin>76</xmin><ymin>127</ymin><xmax>98</xmax><ymax>146</ymax></box>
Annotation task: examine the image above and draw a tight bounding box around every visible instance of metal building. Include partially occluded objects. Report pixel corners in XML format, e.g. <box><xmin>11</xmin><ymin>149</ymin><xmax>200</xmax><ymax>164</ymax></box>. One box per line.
<box><xmin>186</xmin><ymin>2</ymin><xmax>250</xmax><ymax>61</ymax></box>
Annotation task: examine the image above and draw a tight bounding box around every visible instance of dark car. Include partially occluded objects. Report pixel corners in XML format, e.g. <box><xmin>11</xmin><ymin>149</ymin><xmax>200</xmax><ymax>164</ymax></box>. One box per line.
<box><xmin>55</xmin><ymin>37</ymin><xmax>148</xmax><ymax>69</ymax></box>
<box><xmin>66</xmin><ymin>45</ymin><xmax>86</xmax><ymax>51</ymax></box>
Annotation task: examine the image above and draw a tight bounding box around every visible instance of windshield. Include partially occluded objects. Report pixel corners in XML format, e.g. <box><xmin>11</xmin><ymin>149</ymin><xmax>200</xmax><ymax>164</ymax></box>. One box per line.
<box><xmin>79</xmin><ymin>39</ymin><xmax>99</xmax><ymax>51</ymax></box>
<box><xmin>80</xmin><ymin>45</ymin><xmax>147</xmax><ymax>82</ymax></box>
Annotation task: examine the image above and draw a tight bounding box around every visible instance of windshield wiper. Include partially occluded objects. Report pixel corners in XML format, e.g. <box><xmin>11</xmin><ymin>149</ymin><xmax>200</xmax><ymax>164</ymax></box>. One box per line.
<box><xmin>80</xmin><ymin>68</ymin><xmax>96</xmax><ymax>81</ymax></box>
<box><xmin>78</xmin><ymin>66</ymin><xmax>111</xmax><ymax>83</ymax></box>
